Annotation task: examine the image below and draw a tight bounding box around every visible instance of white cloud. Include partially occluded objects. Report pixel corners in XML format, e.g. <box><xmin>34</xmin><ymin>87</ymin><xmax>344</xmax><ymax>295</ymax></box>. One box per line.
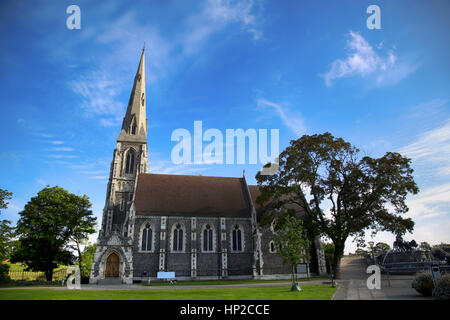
<box><xmin>50</xmin><ymin>140</ymin><xmax>64</xmax><ymax>145</ymax></box>
<box><xmin>88</xmin><ymin>176</ymin><xmax>108</xmax><ymax>180</ymax></box>
<box><xmin>48</xmin><ymin>154</ymin><xmax>78</xmax><ymax>159</ymax></box>
<box><xmin>323</xmin><ymin>31</ymin><xmax>415</xmax><ymax>86</ymax></box>
<box><xmin>397</xmin><ymin>119</ymin><xmax>450</xmax><ymax>221</ymax></box>
<box><xmin>257</xmin><ymin>99</ymin><xmax>306</xmax><ymax>136</ymax></box>
<box><xmin>182</xmin><ymin>0</ymin><xmax>262</xmax><ymax>53</ymax></box>
<box><xmin>49</xmin><ymin>147</ymin><xmax>74</xmax><ymax>152</ymax></box>
<box><xmin>399</xmin><ymin>119</ymin><xmax>450</xmax><ymax>163</ymax></box>
<box><xmin>71</xmin><ymin>71</ymin><xmax>125</xmax><ymax>126</ymax></box>
<box><xmin>405</xmin><ymin>183</ymin><xmax>450</xmax><ymax>220</ymax></box>
<box><xmin>70</xmin><ymin>1</ymin><xmax>263</xmax><ymax>127</ymax></box>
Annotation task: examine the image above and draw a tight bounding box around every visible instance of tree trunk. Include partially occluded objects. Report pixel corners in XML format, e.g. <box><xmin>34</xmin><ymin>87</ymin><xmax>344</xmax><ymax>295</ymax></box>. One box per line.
<box><xmin>76</xmin><ymin>241</ymin><xmax>82</xmax><ymax>274</ymax></box>
<box><xmin>45</xmin><ymin>269</ymin><xmax>53</xmax><ymax>282</ymax></box>
<box><xmin>292</xmin><ymin>265</ymin><xmax>296</xmax><ymax>286</ymax></box>
<box><xmin>333</xmin><ymin>242</ymin><xmax>345</xmax><ymax>279</ymax></box>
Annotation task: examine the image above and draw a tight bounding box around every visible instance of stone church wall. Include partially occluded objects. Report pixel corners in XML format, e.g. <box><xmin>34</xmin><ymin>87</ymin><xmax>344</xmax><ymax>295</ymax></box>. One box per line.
<box><xmin>259</xmin><ymin>225</ymin><xmax>292</xmax><ymax>277</ymax></box>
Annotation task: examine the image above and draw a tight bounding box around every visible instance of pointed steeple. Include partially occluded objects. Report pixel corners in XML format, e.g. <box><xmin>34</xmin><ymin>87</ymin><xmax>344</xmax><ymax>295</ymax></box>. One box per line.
<box><xmin>118</xmin><ymin>47</ymin><xmax>147</xmax><ymax>143</ymax></box>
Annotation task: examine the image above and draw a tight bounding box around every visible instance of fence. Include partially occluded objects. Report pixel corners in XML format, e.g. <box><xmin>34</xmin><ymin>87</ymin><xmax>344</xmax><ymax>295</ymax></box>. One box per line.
<box><xmin>8</xmin><ymin>269</ymin><xmax>91</xmax><ymax>282</ymax></box>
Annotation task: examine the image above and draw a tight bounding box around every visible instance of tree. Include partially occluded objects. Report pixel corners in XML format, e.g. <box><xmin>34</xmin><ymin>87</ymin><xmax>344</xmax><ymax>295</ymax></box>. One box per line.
<box><xmin>273</xmin><ymin>213</ymin><xmax>310</xmax><ymax>289</ymax></box>
<box><xmin>65</xmin><ymin>193</ymin><xmax>97</xmax><ymax>274</ymax></box>
<box><xmin>375</xmin><ymin>242</ymin><xmax>391</xmax><ymax>252</ymax></box>
<box><xmin>0</xmin><ymin>188</ymin><xmax>15</xmax><ymax>260</ymax></box>
<box><xmin>322</xmin><ymin>242</ymin><xmax>335</xmax><ymax>274</ymax></box>
<box><xmin>419</xmin><ymin>242</ymin><xmax>432</xmax><ymax>251</ymax></box>
<box><xmin>79</xmin><ymin>244</ymin><xmax>96</xmax><ymax>276</ymax></box>
<box><xmin>355</xmin><ymin>248</ymin><xmax>367</xmax><ymax>256</ymax></box>
<box><xmin>0</xmin><ymin>188</ymin><xmax>14</xmax><ymax>283</ymax></box>
<box><xmin>11</xmin><ymin>186</ymin><xmax>96</xmax><ymax>281</ymax></box>
<box><xmin>256</xmin><ymin>132</ymin><xmax>418</xmax><ymax>277</ymax></box>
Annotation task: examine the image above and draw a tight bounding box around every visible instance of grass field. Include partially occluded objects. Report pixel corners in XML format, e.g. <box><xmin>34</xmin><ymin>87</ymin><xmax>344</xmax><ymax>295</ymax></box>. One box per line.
<box><xmin>0</xmin><ymin>284</ymin><xmax>336</xmax><ymax>300</ymax></box>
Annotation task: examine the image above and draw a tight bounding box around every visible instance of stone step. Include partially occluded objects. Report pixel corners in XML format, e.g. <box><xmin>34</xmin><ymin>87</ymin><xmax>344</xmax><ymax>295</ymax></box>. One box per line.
<box><xmin>98</xmin><ymin>277</ymin><xmax>122</xmax><ymax>285</ymax></box>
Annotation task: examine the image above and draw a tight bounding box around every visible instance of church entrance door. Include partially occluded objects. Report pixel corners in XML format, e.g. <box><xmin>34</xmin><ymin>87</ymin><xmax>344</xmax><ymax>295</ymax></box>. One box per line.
<box><xmin>105</xmin><ymin>253</ymin><xmax>120</xmax><ymax>277</ymax></box>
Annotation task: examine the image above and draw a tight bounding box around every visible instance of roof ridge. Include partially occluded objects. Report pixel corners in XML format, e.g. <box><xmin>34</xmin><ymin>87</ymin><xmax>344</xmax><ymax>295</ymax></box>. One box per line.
<box><xmin>139</xmin><ymin>172</ymin><xmax>243</xmax><ymax>179</ymax></box>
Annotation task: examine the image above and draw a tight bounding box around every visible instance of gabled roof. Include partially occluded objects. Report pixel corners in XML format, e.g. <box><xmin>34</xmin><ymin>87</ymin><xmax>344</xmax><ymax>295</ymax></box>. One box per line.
<box><xmin>134</xmin><ymin>173</ymin><xmax>252</xmax><ymax>217</ymax></box>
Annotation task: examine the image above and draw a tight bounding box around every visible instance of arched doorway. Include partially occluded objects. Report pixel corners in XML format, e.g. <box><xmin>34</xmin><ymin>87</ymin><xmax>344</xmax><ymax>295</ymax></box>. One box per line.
<box><xmin>105</xmin><ymin>253</ymin><xmax>120</xmax><ymax>277</ymax></box>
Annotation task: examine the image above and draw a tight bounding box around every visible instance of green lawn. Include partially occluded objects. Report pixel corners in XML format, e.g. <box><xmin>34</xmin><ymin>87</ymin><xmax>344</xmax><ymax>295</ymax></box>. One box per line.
<box><xmin>0</xmin><ymin>285</ymin><xmax>336</xmax><ymax>300</ymax></box>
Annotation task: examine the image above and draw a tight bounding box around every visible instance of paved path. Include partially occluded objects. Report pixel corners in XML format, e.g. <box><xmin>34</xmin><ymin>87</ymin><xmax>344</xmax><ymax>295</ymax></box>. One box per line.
<box><xmin>332</xmin><ymin>256</ymin><xmax>430</xmax><ymax>300</ymax></box>
<box><xmin>1</xmin><ymin>280</ymin><xmax>329</xmax><ymax>291</ymax></box>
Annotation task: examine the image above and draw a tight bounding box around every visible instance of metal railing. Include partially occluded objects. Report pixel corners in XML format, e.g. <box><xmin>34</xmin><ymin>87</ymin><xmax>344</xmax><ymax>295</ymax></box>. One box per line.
<box><xmin>8</xmin><ymin>269</ymin><xmax>91</xmax><ymax>282</ymax></box>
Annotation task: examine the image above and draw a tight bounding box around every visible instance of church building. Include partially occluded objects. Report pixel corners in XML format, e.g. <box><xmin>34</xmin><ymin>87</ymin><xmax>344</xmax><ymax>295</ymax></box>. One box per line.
<box><xmin>89</xmin><ymin>48</ymin><xmax>326</xmax><ymax>284</ymax></box>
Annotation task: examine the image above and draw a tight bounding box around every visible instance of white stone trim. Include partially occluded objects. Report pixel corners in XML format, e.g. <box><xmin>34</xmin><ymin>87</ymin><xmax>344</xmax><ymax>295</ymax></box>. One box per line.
<box><xmin>161</xmin><ymin>216</ymin><xmax>167</xmax><ymax>230</ymax></box>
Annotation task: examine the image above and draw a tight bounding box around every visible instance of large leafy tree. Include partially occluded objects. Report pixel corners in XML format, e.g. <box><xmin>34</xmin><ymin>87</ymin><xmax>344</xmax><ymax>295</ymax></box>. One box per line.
<box><xmin>256</xmin><ymin>132</ymin><xmax>418</xmax><ymax>277</ymax></box>
<box><xmin>0</xmin><ymin>188</ymin><xmax>15</xmax><ymax>260</ymax></box>
<box><xmin>11</xmin><ymin>186</ymin><xmax>96</xmax><ymax>281</ymax></box>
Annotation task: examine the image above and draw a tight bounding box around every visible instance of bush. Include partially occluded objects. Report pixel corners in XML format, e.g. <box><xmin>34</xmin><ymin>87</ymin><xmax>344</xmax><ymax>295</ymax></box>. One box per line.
<box><xmin>412</xmin><ymin>272</ymin><xmax>434</xmax><ymax>296</ymax></box>
<box><xmin>433</xmin><ymin>274</ymin><xmax>450</xmax><ymax>300</ymax></box>
<box><xmin>0</xmin><ymin>262</ymin><xmax>10</xmax><ymax>283</ymax></box>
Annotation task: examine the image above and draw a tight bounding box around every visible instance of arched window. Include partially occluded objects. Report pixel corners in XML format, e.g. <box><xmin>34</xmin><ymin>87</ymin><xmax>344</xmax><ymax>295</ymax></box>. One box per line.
<box><xmin>173</xmin><ymin>224</ymin><xmax>184</xmax><ymax>252</ymax></box>
<box><xmin>232</xmin><ymin>225</ymin><xmax>243</xmax><ymax>252</ymax></box>
<box><xmin>269</xmin><ymin>240</ymin><xmax>276</xmax><ymax>253</ymax></box>
<box><xmin>130</xmin><ymin>117</ymin><xmax>137</xmax><ymax>135</ymax></box>
<box><xmin>141</xmin><ymin>93</ymin><xmax>145</xmax><ymax>106</ymax></box>
<box><xmin>141</xmin><ymin>223</ymin><xmax>152</xmax><ymax>251</ymax></box>
<box><xmin>203</xmin><ymin>224</ymin><xmax>213</xmax><ymax>252</ymax></box>
<box><xmin>125</xmin><ymin>150</ymin><xmax>135</xmax><ymax>174</ymax></box>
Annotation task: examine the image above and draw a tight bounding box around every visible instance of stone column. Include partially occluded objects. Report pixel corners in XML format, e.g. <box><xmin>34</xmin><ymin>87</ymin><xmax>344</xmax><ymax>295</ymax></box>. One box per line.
<box><xmin>191</xmin><ymin>217</ymin><xmax>197</xmax><ymax>278</ymax></box>
<box><xmin>159</xmin><ymin>216</ymin><xmax>167</xmax><ymax>271</ymax></box>
<box><xmin>220</xmin><ymin>217</ymin><xmax>228</xmax><ymax>278</ymax></box>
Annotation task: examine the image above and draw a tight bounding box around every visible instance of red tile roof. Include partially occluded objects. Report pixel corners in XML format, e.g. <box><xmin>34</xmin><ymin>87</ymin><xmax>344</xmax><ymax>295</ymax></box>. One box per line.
<box><xmin>134</xmin><ymin>173</ymin><xmax>252</xmax><ymax>217</ymax></box>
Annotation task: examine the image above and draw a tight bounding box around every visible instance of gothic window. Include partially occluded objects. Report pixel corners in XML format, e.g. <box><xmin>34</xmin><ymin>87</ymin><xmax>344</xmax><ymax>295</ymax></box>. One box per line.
<box><xmin>131</xmin><ymin>122</ymin><xmax>137</xmax><ymax>135</ymax></box>
<box><xmin>203</xmin><ymin>224</ymin><xmax>214</xmax><ymax>252</ymax></box>
<box><xmin>269</xmin><ymin>240</ymin><xmax>276</xmax><ymax>253</ymax></box>
<box><xmin>141</xmin><ymin>223</ymin><xmax>152</xmax><ymax>251</ymax></box>
<box><xmin>141</xmin><ymin>93</ymin><xmax>145</xmax><ymax>106</ymax></box>
<box><xmin>173</xmin><ymin>224</ymin><xmax>184</xmax><ymax>252</ymax></box>
<box><xmin>125</xmin><ymin>149</ymin><xmax>135</xmax><ymax>174</ymax></box>
<box><xmin>232</xmin><ymin>225</ymin><xmax>243</xmax><ymax>252</ymax></box>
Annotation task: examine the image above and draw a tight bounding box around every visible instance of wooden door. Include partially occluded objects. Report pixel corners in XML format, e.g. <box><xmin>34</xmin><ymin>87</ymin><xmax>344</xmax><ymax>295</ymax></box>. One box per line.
<box><xmin>105</xmin><ymin>253</ymin><xmax>120</xmax><ymax>277</ymax></box>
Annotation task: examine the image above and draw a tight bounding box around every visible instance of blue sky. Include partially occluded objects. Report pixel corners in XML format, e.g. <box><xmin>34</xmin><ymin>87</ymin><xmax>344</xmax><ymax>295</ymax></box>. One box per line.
<box><xmin>0</xmin><ymin>0</ymin><xmax>449</xmax><ymax>253</ymax></box>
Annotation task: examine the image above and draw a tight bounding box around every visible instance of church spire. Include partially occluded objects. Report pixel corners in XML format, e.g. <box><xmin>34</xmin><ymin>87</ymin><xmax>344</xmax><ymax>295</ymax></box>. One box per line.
<box><xmin>118</xmin><ymin>48</ymin><xmax>147</xmax><ymax>143</ymax></box>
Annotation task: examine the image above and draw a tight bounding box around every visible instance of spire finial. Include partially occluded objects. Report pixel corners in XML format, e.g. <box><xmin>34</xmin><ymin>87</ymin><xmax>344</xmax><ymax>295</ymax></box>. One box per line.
<box><xmin>143</xmin><ymin>41</ymin><xmax>145</xmax><ymax>52</ymax></box>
